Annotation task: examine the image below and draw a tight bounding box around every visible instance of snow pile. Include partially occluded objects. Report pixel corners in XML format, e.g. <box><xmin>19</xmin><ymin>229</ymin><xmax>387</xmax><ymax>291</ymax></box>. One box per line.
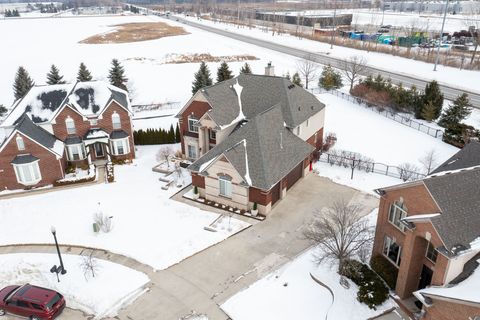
<box><xmin>0</xmin><ymin>253</ymin><xmax>149</xmax><ymax>319</ymax></box>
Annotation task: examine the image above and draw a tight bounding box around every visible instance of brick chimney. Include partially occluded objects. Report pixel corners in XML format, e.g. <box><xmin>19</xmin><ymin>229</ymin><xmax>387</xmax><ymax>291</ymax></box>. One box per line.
<box><xmin>264</xmin><ymin>62</ymin><xmax>275</xmax><ymax>76</ymax></box>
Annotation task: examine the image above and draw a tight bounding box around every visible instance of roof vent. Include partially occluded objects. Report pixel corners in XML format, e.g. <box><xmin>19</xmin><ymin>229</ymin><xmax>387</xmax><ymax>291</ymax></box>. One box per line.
<box><xmin>288</xmin><ymin>84</ymin><xmax>295</xmax><ymax>89</ymax></box>
<box><xmin>311</xmin><ymin>106</ymin><xmax>314</xmax><ymax>110</ymax></box>
<box><xmin>298</xmin><ymin>107</ymin><xmax>301</xmax><ymax>111</ymax></box>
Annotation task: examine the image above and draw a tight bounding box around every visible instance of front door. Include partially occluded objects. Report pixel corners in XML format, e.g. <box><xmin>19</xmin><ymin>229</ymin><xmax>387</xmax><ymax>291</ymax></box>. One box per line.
<box><xmin>94</xmin><ymin>143</ymin><xmax>105</xmax><ymax>158</ymax></box>
<box><xmin>418</xmin><ymin>265</ymin><xmax>433</xmax><ymax>290</ymax></box>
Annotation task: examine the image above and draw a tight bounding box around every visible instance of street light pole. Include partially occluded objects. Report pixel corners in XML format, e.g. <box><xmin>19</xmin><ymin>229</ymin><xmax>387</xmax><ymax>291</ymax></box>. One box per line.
<box><xmin>50</xmin><ymin>226</ymin><xmax>66</xmax><ymax>282</ymax></box>
<box><xmin>433</xmin><ymin>0</ymin><xmax>450</xmax><ymax>71</ymax></box>
<box><xmin>330</xmin><ymin>0</ymin><xmax>337</xmax><ymax>49</ymax></box>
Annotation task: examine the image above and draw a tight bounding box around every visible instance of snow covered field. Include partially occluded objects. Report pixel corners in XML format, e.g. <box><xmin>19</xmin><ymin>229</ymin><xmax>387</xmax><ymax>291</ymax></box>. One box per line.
<box><xmin>0</xmin><ymin>253</ymin><xmax>149</xmax><ymax>318</ymax></box>
<box><xmin>0</xmin><ymin>146</ymin><xmax>250</xmax><ymax>270</ymax></box>
<box><xmin>0</xmin><ymin>15</ymin><xmax>300</xmax><ymax>108</ymax></box>
<box><xmin>181</xmin><ymin>15</ymin><xmax>480</xmax><ymax>93</ymax></box>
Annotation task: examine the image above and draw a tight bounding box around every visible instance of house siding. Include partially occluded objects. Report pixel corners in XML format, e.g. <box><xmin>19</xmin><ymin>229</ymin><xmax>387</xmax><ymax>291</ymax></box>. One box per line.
<box><xmin>0</xmin><ymin>132</ymin><xmax>65</xmax><ymax>191</ymax></box>
<box><xmin>372</xmin><ymin>183</ymin><xmax>447</xmax><ymax>299</ymax></box>
<box><xmin>423</xmin><ymin>299</ymin><xmax>480</xmax><ymax>320</ymax></box>
<box><xmin>179</xmin><ymin>100</ymin><xmax>211</xmax><ymax>155</ymax></box>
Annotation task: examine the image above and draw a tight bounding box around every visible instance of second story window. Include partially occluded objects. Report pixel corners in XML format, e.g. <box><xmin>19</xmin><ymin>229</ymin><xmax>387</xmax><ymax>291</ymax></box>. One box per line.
<box><xmin>426</xmin><ymin>242</ymin><xmax>438</xmax><ymax>263</ymax></box>
<box><xmin>188</xmin><ymin>117</ymin><xmax>198</xmax><ymax>133</ymax></box>
<box><xmin>65</xmin><ymin>117</ymin><xmax>76</xmax><ymax>135</ymax></box>
<box><xmin>112</xmin><ymin>113</ymin><xmax>121</xmax><ymax>130</ymax></box>
<box><xmin>16</xmin><ymin>136</ymin><xmax>25</xmax><ymax>151</ymax></box>
<box><xmin>389</xmin><ymin>200</ymin><xmax>407</xmax><ymax>232</ymax></box>
<box><xmin>210</xmin><ymin>130</ymin><xmax>216</xmax><ymax>140</ymax></box>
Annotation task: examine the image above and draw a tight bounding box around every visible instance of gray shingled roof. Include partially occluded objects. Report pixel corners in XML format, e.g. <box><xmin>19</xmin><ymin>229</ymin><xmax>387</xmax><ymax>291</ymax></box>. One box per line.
<box><xmin>64</xmin><ymin>136</ymin><xmax>82</xmax><ymax>145</ymax></box>
<box><xmin>424</xmin><ymin>168</ymin><xmax>480</xmax><ymax>252</ymax></box>
<box><xmin>431</xmin><ymin>142</ymin><xmax>480</xmax><ymax>174</ymax></box>
<box><xmin>200</xmin><ymin>74</ymin><xmax>324</xmax><ymax>128</ymax></box>
<box><xmin>110</xmin><ymin>130</ymin><xmax>129</xmax><ymax>139</ymax></box>
<box><xmin>189</xmin><ymin>104</ymin><xmax>314</xmax><ymax>190</ymax></box>
<box><xmin>11</xmin><ymin>154</ymin><xmax>39</xmax><ymax>165</ymax></box>
<box><xmin>15</xmin><ymin>115</ymin><xmax>61</xmax><ymax>153</ymax></box>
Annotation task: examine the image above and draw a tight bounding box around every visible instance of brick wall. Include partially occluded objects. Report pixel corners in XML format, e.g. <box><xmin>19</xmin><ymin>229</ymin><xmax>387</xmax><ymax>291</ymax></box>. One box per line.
<box><xmin>306</xmin><ymin>127</ymin><xmax>324</xmax><ymax>151</ymax></box>
<box><xmin>52</xmin><ymin>102</ymin><xmax>135</xmax><ymax>160</ymax></box>
<box><xmin>179</xmin><ymin>100</ymin><xmax>211</xmax><ymax>155</ymax></box>
<box><xmin>0</xmin><ymin>132</ymin><xmax>65</xmax><ymax>191</ymax></box>
<box><xmin>191</xmin><ymin>173</ymin><xmax>205</xmax><ymax>188</ymax></box>
<box><xmin>372</xmin><ymin>183</ymin><xmax>447</xmax><ymax>299</ymax></box>
<box><xmin>424</xmin><ymin>298</ymin><xmax>480</xmax><ymax>320</ymax></box>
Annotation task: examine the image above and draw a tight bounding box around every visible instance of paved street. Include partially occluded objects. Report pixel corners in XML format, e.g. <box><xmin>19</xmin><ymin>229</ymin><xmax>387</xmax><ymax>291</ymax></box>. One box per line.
<box><xmin>1</xmin><ymin>174</ymin><xmax>379</xmax><ymax>320</ymax></box>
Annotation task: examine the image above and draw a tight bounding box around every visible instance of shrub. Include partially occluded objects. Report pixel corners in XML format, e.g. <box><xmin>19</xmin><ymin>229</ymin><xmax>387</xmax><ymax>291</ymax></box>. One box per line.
<box><xmin>370</xmin><ymin>255</ymin><xmax>398</xmax><ymax>290</ymax></box>
<box><xmin>106</xmin><ymin>163</ymin><xmax>114</xmax><ymax>183</ymax></box>
<box><xmin>253</xmin><ymin>202</ymin><xmax>257</xmax><ymax>210</ymax></box>
<box><xmin>343</xmin><ymin>259</ymin><xmax>390</xmax><ymax>309</ymax></box>
<box><xmin>443</xmin><ymin>123</ymin><xmax>480</xmax><ymax>148</ymax></box>
<box><xmin>193</xmin><ymin>186</ymin><xmax>198</xmax><ymax>194</ymax></box>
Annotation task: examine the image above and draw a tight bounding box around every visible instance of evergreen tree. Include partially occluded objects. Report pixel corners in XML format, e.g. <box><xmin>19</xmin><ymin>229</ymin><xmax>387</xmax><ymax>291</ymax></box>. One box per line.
<box><xmin>284</xmin><ymin>72</ymin><xmax>291</xmax><ymax>81</ymax></box>
<box><xmin>13</xmin><ymin>66</ymin><xmax>35</xmax><ymax>100</ymax></box>
<box><xmin>46</xmin><ymin>64</ymin><xmax>66</xmax><ymax>85</ymax></box>
<box><xmin>168</xmin><ymin>124</ymin><xmax>175</xmax><ymax>142</ymax></box>
<box><xmin>192</xmin><ymin>62</ymin><xmax>213</xmax><ymax>94</ymax></box>
<box><xmin>292</xmin><ymin>72</ymin><xmax>303</xmax><ymax>87</ymax></box>
<box><xmin>108</xmin><ymin>59</ymin><xmax>128</xmax><ymax>91</ymax></box>
<box><xmin>77</xmin><ymin>62</ymin><xmax>93</xmax><ymax>82</ymax></box>
<box><xmin>0</xmin><ymin>104</ymin><xmax>7</xmax><ymax>117</ymax></box>
<box><xmin>420</xmin><ymin>80</ymin><xmax>443</xmax><ymax>120</ymax></box>
<box><xmin>318</xmin><ymin>65</ymin><xmax>343</xmax><ymax>91</ymax></box>
<box><xmin>239</xmin><ymin>62</ymin><xmax>252</xmax><ymax>74</ymax></box>
<box><xmin>175</xmin><ymin>123</ymin><xmax>181</xmax><ymax>142</ymax></box>
<box><xmin>216</xmin><ymin>61</ymin><xmax>233</xmax><ymax>83</ymax></box>
<box><xmin>421</xmin><ymin>100</ymin><xmax>438</xmax><ymax>122</ymax></box>
<box><xmin>438</xmin><ymin>93</ymin><xmax>472</xmax><ymax>128</ymax></box>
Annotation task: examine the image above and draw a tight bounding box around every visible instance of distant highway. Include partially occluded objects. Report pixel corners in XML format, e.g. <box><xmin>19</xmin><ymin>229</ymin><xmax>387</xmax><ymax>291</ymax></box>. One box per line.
<box><xmin>170</xmin><ymin>15</ymin><xmax>480</xmax><ymax>108</ymax></box>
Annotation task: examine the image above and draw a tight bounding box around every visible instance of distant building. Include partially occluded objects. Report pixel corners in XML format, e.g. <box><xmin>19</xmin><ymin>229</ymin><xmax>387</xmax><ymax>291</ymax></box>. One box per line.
<box><xmin>383</xmin><ymin>0</ymin><xmax>480</xmax><ymax>14</ymax></box>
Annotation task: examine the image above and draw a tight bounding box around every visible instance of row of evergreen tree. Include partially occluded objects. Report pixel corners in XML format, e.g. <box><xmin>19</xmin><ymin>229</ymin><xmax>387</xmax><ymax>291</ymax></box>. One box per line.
<box><xmin>4</xmin><ymin>9</ymin><xmax>20</xmax><ymax>17</ymax></box>
<box><xmin>192</xmin><ymin>61</ymin><xmax>252</xmax><ymax>94</ymax></box>
<box><xmin>123</xmin><ymin>5</ymin><xmax>140</xmax><ymax>14</ymax></box>
<box><xmin>12</xmin><ymin>59</ymin><xmax>128</xmax><ymax>101</ymax></box>
<box><xmin>133</xmin><ymin>124</ymin><xmax>181</xmax><ymax>145</ymax></box>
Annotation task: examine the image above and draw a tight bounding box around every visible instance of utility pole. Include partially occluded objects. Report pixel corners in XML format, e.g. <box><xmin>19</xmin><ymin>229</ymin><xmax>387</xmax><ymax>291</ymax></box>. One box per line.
<box><xmin>237</xmin><ymin>0</ymin><xmax>240</xmax><ymax>27</ymax></box>
<box><xmin>330</xmin><ymin>0</ymin><xmax>337</xmax><ymax>49</ymax></box>
<box><xmin>434</xmin><ymin>0</ymin><xmax>450</xmax><ymax>71</ymax></box>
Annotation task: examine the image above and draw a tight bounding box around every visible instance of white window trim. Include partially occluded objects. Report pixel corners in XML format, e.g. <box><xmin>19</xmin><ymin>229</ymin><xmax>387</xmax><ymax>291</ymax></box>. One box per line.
<box><xmin>209</xmin><ymin>130</ymin><xmax>216</xmax><ymax>140</ymax></box>
<box><xmin>112</xmin><ymin>113</ymin><xmax>121</xmax><ymax>130</ymax></box>
<box><xmin>388</xmin><ymin>201</ymin><xmax>407</xmax><ymax>232</ymax></box>
<box><xmin>16</xmin><ymin>135</ymin><xmax>25</xmax><ymax>151</ymax></box>
<box><xmin>110</xmin><ymin>138</ymin><xmax>130</xmax><ymax>156</ymax></box>
<box><xmin>13</xmin><ymin>161</ymin><xmax>42</xmax><ymax>186</ymax></box>
<box><xmin>188</xmin><ymin>117</ymin><xmax>199</xmax><ymax>133</ymax></box>
<box><xmin>66</xmin><ymin>143</ymin><xmax>86</xmax><ymax>161</ymax></box>
<box><xmin>425</xmin><ymin>241</ymin><xmax>438</xmax><ymax>264</ymax></box>
<box><xmin>187</xmin><ymin>144</ymin><xmax>197</xmax><ymax>160</ymax></box>
<box><xmin>383</xmin><ymin>235</ymin><xmax>402</xmax><ymax>267</ymax></box>
<box><xmin>219</xmin><ymin>176</ymin><xmax>232</xmax><ymax>198</ymax></box>
<box><xmin>89</xmin><ymin>118</ymin><xmax>98</xmax><ymax>126</ymax></box>
<box><xmin>65</xmin><ymin>117</ymin><xmax>76</xmax><ymax>135</ymax></box>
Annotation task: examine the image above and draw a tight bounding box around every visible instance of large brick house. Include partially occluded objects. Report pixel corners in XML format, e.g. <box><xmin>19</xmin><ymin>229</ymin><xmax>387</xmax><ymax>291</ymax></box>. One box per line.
<box><xmin>371</xmin><ymin>142</ymin><xmax>480</xmax><ymax>319</ymax></box>
<box><xmin>0</xmin><ymin>81</ymin><xmax>134</xmax><ymax>191</ymax></box>
<box><xmin>177</xmin><ymin>71</ymin><xmax>325</xmax><ymax>215</ymax></box>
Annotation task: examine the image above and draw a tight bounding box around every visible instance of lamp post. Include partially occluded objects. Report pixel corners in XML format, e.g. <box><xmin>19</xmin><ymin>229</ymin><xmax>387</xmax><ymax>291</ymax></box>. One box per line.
<box><xmin>433</xmin><ymin>0</ymin><xmax>450</xmax><ymax>71</ymax></box>
<box><xmin>50</xmin><ymin>226</ymin><xmax>66</xmax><ymax>282</ymax></box>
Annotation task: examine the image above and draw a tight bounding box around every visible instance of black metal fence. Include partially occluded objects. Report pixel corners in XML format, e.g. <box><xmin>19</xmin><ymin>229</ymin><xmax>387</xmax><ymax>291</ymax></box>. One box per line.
<box><xmin>312</xmin><ymin>88</ymin><xmax>444</xmax><ymax>140</ymax></box>
<box><xmin>318</xmin><ymin>152</ymin><xmax>426</xmax><ymax>182</ymax></box>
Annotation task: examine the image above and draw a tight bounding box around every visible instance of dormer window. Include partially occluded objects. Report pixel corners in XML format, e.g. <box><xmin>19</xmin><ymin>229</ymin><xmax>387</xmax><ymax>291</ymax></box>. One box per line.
<box><xmin>188</xmin><ymin>116</ymin><xmax>198</xmax><ymax>133</ymax></box>
<box><xmin>210</xmin><ymin>130</ymin><xmax>216</xmax><ymax>140</ymax></box>
<box><xmin>65</xmin><ymin>117</ymin><xmax>76</xmax><ymax>135</ymax></box>
<box><xmin>112</xmin><ymin>112</ymin><xmax>121</xmax><ymax>130</ymax></box>
<box><xmin>16</xmin><ymin>135</ymin><xmax>25</xmax><ymax>151</ymax></box>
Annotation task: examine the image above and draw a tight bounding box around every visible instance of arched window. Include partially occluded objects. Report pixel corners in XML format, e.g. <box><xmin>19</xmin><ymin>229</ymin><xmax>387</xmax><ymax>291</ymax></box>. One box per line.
<box><xmin>112</xmin><ymin>113</ymin><xmax>121</xmax><ymax>130</ymax></box>
<box><xmin>65</xmin><ymin>117</ymin><xmax>76</xmax><ymax>135</ymax></box>
<box><xmin>16</xmin><ymin>135</ymin><xmax>25</xmax><ymax>151</ymax></box>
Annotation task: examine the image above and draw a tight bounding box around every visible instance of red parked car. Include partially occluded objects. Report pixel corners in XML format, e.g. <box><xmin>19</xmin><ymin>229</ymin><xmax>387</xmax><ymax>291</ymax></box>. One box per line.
<box><xmin>0</xmin><ymin>284</ymin><xmax>65</xmax><ymax>319</ymax></box>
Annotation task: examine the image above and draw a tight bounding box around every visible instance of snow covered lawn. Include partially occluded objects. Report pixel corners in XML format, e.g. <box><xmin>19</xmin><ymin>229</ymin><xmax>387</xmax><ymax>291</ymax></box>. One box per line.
<box><xmin>221</xmin><ymin>248</ymin><xmax>395</xmax><ymax>320</ymax></box>
<box><xmin>0</xmin><ymin>146</ymin><xmax>250</xmax><ymax>270</ymax></box>
<box><xmin>0</xmin><ymin>253</ymin><xmax>149</xmax><ymax>319</ymax></box>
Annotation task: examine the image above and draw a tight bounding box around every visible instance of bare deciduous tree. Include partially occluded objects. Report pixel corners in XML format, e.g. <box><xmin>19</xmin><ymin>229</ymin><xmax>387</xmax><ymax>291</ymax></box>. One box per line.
<box><xmin>464</xmin><ymin>10</ymin><xmax>480</xmax><ymax>65</ymax></box>
<box><xmin>79</xmin><ymin>250</ymin><xmax>99</xmax><ymax>281</ymax></box>
<box><xmin>303</xmin><ymin>200</ymin><xmax>374</xmax><ymax>274</ymax></box>
<box><xmin>419</xmin><ymin>149</ymin><xmax>439</xmax><ymax>175</ymax></box>
<box><xmin>397</xmin><ymin>162</ymin><xmax>421</xmax><ymax>181</ymax></box>
<box><xmin>156</xmin><ymin>145</ymin><xmax>174</xmax><ymax>168</ymax></box>
<box><xmin>296</xmin><ymin>54</ymin><xmax>318</xmax><ymax>89</ymax></box>
<box><xmin>341</xmin><ymin>55</ymin><xmax>368</xmax><ymax>92</ymax></box>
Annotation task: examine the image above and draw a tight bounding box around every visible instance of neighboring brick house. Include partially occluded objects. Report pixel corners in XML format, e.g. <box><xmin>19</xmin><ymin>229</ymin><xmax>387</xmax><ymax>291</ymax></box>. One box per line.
<box><xmin>0</xmin><ymin>81</ymin><xmax>134</xmax><ymax>191</ymax></box>
<box><xmin>176</xmin><ymin>71</ymin><xmax>325</xmax><ymax>215</ymax></box>
<box><xmin>371</xmin><ymin>142</ymin><xmax>480</xmax><ymax>319</ymax></box>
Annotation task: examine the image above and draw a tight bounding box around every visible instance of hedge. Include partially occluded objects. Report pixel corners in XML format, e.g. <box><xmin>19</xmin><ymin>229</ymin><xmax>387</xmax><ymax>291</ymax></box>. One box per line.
<box><xmin>134</xmin><ymin>124</ymin><xmax>181</xmax><ymax>145</ymax></box>
<box><xmin>370</xmin><ymin>255</ymin><xmax>399</xmax><ymax>290</ymax></box>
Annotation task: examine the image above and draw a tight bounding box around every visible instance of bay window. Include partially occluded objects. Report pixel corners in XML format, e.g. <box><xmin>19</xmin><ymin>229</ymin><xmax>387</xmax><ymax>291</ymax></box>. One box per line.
<box><xmin>111</xmin><ymin>138</ymin><xmax>130</xmax><ymax>156</ymax></box>
<box><xmin>219</xmin><ymin>176</ymin><xmax>232</xmax><ymax>198</ymax></box>
<box><xmin>13</xmin><ymin>161</ymin><xmax>41</xmax><ymax>185</ymax></box>
<box><xmin>66</xmin><ymin>144</ymin><xmax>86</xmax><ymax>161</ymax></box>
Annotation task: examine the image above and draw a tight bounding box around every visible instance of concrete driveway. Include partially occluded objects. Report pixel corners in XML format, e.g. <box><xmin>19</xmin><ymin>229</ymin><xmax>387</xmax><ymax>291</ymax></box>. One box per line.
<box><xmin>3</xmin><ymin>174</ymin><xmax>379</xmax><ymax>320</ymax></box>
<box><xmin>115</xmin><ymin>174</ymin><xmax>379</xmax><ymax>320</ymax></box>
